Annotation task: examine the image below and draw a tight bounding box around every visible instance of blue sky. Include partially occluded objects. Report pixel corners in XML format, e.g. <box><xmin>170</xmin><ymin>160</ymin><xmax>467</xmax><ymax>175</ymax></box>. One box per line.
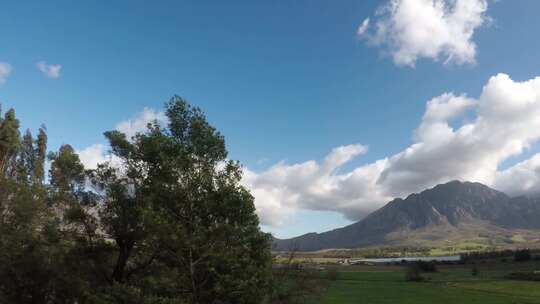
<box><xmin>2</xmin><ymin>1</ymin><xmax>540</xmax><ymax>238</ymax></box>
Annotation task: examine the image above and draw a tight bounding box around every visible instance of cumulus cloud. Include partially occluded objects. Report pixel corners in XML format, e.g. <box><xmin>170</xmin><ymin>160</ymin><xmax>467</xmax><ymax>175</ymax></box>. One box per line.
<box><xmin>36</xmin><ymin>61</ymin><xmax>62</xmax><ymax>79</ymax></box>
<box><xmin>357</xmin><ymin>0</ymin><xmax>489</xmax><ymax>66</ymax></box>
<box><xmin>0</xmin><ymin>62</ymin><xmax>12</xmax><ymax>84</ymax></box>
<box><xmin>78</xmin><ymin>74</ymin><xmax>540</xmax><ymax>227</ymax></box>
<box><xmin>494</xmin><ymin>154</ymin><xmax>540</xmax><ymax>197</ymax></box>
<box><xmin>77</xmin><ymin>144</ymin><xmax>113</xmax><ymax>170</ymax></box>
<box><xmin>357</xmin><ymin>18</ymin><xmax>370</xmax><ymax>36</ymax></box>
<box><xmin>248</xmin><ymin>73</ymin><xmax>540</xmax><ymax>226</ymax></box>
<box><xmin>115</xmin><ymin>107</ymin><xmax>168</xmax><ymax>140</ymax></box>
<box><xmin>77</xmin><ymin>108</ymin><xmax>167</xmax><ymax>170</ymax></box>
<box><xmin>240</xmin><ymin>145</ymin><xmax>392</xmax><ymax>226</ymax></box>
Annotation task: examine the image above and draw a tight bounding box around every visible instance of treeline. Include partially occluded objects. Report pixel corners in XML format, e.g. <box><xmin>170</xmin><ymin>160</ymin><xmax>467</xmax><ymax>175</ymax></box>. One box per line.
<box><xmin>320</xmin><ymin>246</ymin><xmax>432</xmax><ymax>259</ymax></box>
<box><xmin>0</xmin><ymin>98</ymin><xmax>311</xmax><ymax>304</ymax></box>
<box><xmin>462</xmin><ymin>249</ymin><xmax>539</xmax><ymax>262</ymax></box>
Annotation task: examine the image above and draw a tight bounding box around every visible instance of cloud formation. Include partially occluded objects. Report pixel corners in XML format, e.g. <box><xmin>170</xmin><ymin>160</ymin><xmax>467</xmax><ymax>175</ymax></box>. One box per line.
<box><xmin>357</xmin><ymin>0</ymin><xmax>489</xmax><ymax>66</ymax></box>
<box><xmin>37</xmin><ymin>61</ymin><xmax>62</xmax><ymax>79</ymax></box>
<box><xmin>0</xmin><ymin>62</ymin><xmax>12</xmax><ymax>84</ymax></box>
<box><xmin>494</xmin><ymin>154</ymin><xmax>540</xmax><ymax>197</ymax></box>
<box><xmin>77</xmin><ymin>108</ymin><xmax>166</xmax><ymax>169</ymax></box>
<box><xmin>78</xmin><ymin>144</ymin><xmax>113</xmax><ymax>170</ymax></box>
<box><xmin>79</xmin><ymin>74</ymin><xmax>540</xmax><ymax>227</ymax></box>
<box><xmin>241</xmin><ymin>145</ymin><xmax>390</xmax><ymax>226</ymax></box>
<box><xmin>247</xmin><ymin>73</ymin><xmax>540</xmax><ymax>226</ymax></box>
<box><xmin>115</xmin><ymin>107</ymin><xmax>168</xmax><ymax>140</ymax></box>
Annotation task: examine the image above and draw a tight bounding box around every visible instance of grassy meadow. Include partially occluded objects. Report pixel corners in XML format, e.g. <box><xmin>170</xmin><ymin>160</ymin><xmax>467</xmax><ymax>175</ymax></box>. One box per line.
<box><xmin>317</xmin><ymin>261</ymin><xmax>540</xmax><ymax>304</ymax></box>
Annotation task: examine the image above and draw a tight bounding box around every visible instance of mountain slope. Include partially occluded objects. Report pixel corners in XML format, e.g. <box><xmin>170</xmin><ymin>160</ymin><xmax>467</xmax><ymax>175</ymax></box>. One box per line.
<box><xmin>273</xmin><ymin>181</ymin><xmax>540</xmax><ymax>251</ymax></box>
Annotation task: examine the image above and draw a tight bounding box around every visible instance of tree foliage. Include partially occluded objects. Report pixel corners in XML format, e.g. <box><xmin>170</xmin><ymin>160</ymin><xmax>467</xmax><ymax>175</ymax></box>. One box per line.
<box><xmin>0</xmin><ymin>98</ymin><xmax>276</xmax><ymax>304</ymax></box>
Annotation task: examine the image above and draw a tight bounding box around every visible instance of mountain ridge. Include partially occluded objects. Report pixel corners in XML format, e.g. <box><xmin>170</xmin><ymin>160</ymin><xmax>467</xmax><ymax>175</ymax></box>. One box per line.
<box><xmin>273</xmin><ymin>181</ymin><xmax>540</xmax><ymax>251</ymax></box>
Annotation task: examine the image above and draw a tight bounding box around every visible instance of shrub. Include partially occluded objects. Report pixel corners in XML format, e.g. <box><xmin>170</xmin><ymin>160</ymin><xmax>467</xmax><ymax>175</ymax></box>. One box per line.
<box><xmin>506</xmin><ymin>272</ymin><xmax>540</xmax><ymax>281</ymax></box>
<box><xmin>471</xmin><ymin>265</ymin><xmax>479</xmax><ymax>276</ymax></box>
<box><xmin>514</xmin><ymin>249</ymin><xmax>532</xmax><ymax>262</ymax></box>
<box><xmin>268</xmin><ymin>252</ymin><xmax>326</xmax><ymax>304</ymax></box>
<box><xmin>405</xmin><ymin>264</ymin><xmax>425</xmax><ymax>282</ymax></box>
<box><xmin>416</xmin><ymin>261</ymin><xmax>438</xmax><ymax>272</ymax></box>
<box><xmin>325</xmin><ymin>268</ymin><xmax>339</xmax><ymax>281</ymax></box>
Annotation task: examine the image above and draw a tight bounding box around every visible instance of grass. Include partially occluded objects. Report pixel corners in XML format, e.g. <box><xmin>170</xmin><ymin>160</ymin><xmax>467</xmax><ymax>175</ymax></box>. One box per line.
<box><xmin>317</xmin><ymin>261</ymin><xmax>540</xmax><ymax>304</ymax></box>
<box><xmin>511</xmin><ymin>234</ymin><xmax>527</xmax><ymax>243</ymax></box>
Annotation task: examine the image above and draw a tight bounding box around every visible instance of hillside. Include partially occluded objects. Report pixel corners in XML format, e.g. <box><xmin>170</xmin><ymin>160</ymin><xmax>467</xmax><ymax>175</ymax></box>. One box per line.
<box><xmin>273</xmin><ymin>181</ymin><xmax>540</xmax><ymax>251</ymax></box>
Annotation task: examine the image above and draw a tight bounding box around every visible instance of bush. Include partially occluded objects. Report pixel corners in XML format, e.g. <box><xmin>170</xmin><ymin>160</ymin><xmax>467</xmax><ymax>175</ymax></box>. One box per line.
<box><xmin>269</xmin><ymin>252</ymin><xmax>326</xmax><ymax>304</ymax></box>
<box><xmin>471</xmin><ymin>265</ymin><xmax>479</xmax><ymax>276</ymax></box>
<box><xmin>416</xmin><ymin>261</ymin><xmax>438</xmax><ymax>272</ymax></box>
<box><xmin>514</xmin><ymin>249</ymin><xmax>532</xmax><ymax>262</ymax></box>
<box><xmin>325</xmin><ymin>268</ymin><xmax>339</xmax><ymax>281</ymax></box>
<box><xmin>506</xmin><ymin>272</ymin><xmax>540</xmax><ymax>281</ymax></box>
<box><xmin>405</xmin><ymin>264</ymin><xmax>425</xmax><ymax>282</ymax></box>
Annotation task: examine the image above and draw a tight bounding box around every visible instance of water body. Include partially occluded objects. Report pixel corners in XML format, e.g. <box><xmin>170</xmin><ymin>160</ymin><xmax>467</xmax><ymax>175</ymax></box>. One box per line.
<box><xmin>354</xmin><ymin>255</ymin><xmax>461</xmax><ymax>264</ymax></box>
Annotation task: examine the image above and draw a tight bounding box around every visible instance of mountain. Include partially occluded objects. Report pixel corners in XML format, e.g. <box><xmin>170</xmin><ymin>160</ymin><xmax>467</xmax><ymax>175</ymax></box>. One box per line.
<box><xmin>273</xmin><ymin>181</ymin><xmax>540</xmax><ymax>251</ymax></box>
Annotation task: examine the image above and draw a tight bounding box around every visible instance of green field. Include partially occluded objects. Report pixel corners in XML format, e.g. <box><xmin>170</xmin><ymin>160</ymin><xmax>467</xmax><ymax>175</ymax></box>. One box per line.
<box><xmin>318</xmin><ymin>262</ymin><xmax>540</xmax><ymax>304</ymax></box>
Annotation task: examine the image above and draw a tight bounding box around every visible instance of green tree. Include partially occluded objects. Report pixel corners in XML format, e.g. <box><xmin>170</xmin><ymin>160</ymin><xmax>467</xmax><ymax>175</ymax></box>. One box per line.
<box><xmin>0</xmin><ymin>109</ymin><xmax>91</xmax><ymax>304</ymax></box>
<box><xmin>0</xmin><ymin>109</ymin><xmax>74</xmax><ymax>303</ymax></box>
<box><xmin>49</xmin><ymin>144</ymin><xmax>85</xmax><ymax>194</ymax></box>
<box><xmin>34</xmin><ymin>127</ymin><xmax>47</xmax><ymax>183</ymax></box>
<box><xmin>0</xmin><ymin>100</ymin><xmax>280</xmax><ymax>303</ymax></box>
<box><xmin>0</xmin><ymin>108</ymin><xmax>21</xmax><ymax>175</ymax></box>
<box><xmin>89</xmin><ymin>96</ymin><xmax>272</xmax><ymax>303</ymax></box>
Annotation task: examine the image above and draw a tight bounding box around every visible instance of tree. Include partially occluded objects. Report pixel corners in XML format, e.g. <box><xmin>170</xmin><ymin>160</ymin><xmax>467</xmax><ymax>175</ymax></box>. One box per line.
<box><xmin>514</xmin><ymin>249</ymin><xmax>532</xmax><ymax>262</ymax></box>
<box><xmin>0</xmin><ymin>99</ymin><xmax>278</xmax><ymax>303</ymax></box>
<box><xmin>0</xmin><ymin>108</ymin><xmax>92</xmax><ymax>303</ymax></box>
<box><xmin>471</xmin><ymin>264</ymin><xmax>479</xmax><ymax>276</ymax></box>
<box><xmin>49</xmin><ymin>144</ymin><xmax>85</xmax><ymax>194</ymax></box>
<box><xmin>0</xmin><ymin>108</ymin><xmax>21</xmax><ymax>175</ymax></box>
<box><xmin>0</xmin><ymin>109</ymin><xmax>76</xmax><ymax>303</ymax></box>
<box><xmin>268</xmin><ymin>251</ymin><xmax>325</xmax><ymax>304</ymax></box>
<box><xmin>88</xmin><ymin>96</ymin><xmax>272</xmax><ymax>303</ymax></box>
<box><xmin>34</xmin><ymin>127</ymin><xmax>48</xmax><ymax>183</ymax></box>
<box><xmin>404</xmin><ymin>264</ymin><xmax>425</xmax><ymax>282</ymax></box>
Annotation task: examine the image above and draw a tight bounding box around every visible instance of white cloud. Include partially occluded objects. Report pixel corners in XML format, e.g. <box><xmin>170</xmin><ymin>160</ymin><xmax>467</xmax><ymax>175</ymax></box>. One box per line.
<box><xmin>247</xmin><ymin>73</ymin><xmax>540</xmax><ymax>226</ymax></box>
<box><xmin>77</xmin><ymin>144</ymin><xmax>108</xmax><ymax>170</ymax></box>
<box><xmin>115</xmin><ymin>107</ymin><xmax>168</xmax><ymax>140</ymax></box>
<box><xmin>240</xmin><ymin>144</ymin><xmax>389</xmax><ymax>226</ymax></box>
<box><xmin>77</xmin><ymin>144</ymin><xmax>121</xmax><ymax>170</ymax></box>
<box><xmin>77</xmin><ymin>108</ymin><xmax>167</xmax><ymax>170</ymax></box>
<box><xmin>494</xmin><ymin>154</ymin><xmax>540</xmax><ymax>197</ymax></box>
<box><xmin>78</xmin><ymin>75</ymin><xmax>540</xmax><ymax>228</ymax></box>
<box><xmin>0</xmin><ymin>62</ymin><xmax>12</xmax><ymax>84</ymax></box>
<box><xmin>357</xmin><ymin>18</ymin><xmax>370</xmax><ymax>36</ymax></box>
<box><xmin>358</xmin><ymin>0</ymin><xmax>489</xmax><ymax>66</ymax></box>
<box><xmin>36</xmin><ymin>61</ymin><xmax>62</xmax><ymax>79</ymax></box>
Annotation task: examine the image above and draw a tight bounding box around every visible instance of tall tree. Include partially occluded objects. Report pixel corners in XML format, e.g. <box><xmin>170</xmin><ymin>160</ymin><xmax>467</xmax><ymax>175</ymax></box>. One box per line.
<box><xmin>89</xmin><ymin>96</ymin><xmax>272</xmax><ymax>303</ymax></box>
<box><xmin>34</xmin><ymin>127</ymin><xmax>47</xmax><ymax>184</ymax></box>
<box><xmin>0</xmin><ymin>100</ymin><xmax>279</xmax><ymax>303</ymax></box>
<box><xmin>49</xmin><ymin>144</ymin><xmax>85</xmax><ymax>194</ymax></box>
<box><xmin>0</xmin><ymin>108</ymin><xmax>20</xmax><ymax>176</ymax></box>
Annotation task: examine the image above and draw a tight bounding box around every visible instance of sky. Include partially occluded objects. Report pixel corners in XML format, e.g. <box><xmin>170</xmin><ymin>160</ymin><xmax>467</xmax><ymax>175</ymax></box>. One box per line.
<box><xmin>2</xmin><ymin>0</ymin><xmax>540</xmax><ymax>238</ymax></box>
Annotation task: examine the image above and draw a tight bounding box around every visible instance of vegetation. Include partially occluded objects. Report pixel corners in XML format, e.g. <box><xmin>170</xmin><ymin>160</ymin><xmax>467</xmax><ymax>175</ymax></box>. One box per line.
<box><xmin>414</xmin><ymin>261</ymin><xmax>438</xmax><ymax>272</ymax></box>
<box><xmin>0</xmin><ymin>99</ymin><xmax>294</xmax><ymax>303</ymax></box>
<box><xmin>515</xmin><ymin>249</ymin><xmax>532</xmax><ymax>262</ymax></box>
<box><xmin>2</xmin><ymin>99</ymin><xmax>539</xmax><ymax>304</ymax></box>
<box><xmin>471</xmin><ymin>264</ymin><xmax>479</xmax><ymax>276</ymax></box>
<box><xmin>269</xmin><ymin>252</ymin><xmax>326</xmax><ymax>304</ymax></box>
<box><xmin>404</xmin><ymin>264</ymin><xmax>425</xmax><ymax>282</ymax></box>
<box><xmin>506</xmin><ymin>271</ymin><xmax>540</xmax><ymax>282</ymax></box>
<box><xmin>318</xmin><ymin>260</ymin><xmax>540</xmax><ymax>304</ymax></box>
